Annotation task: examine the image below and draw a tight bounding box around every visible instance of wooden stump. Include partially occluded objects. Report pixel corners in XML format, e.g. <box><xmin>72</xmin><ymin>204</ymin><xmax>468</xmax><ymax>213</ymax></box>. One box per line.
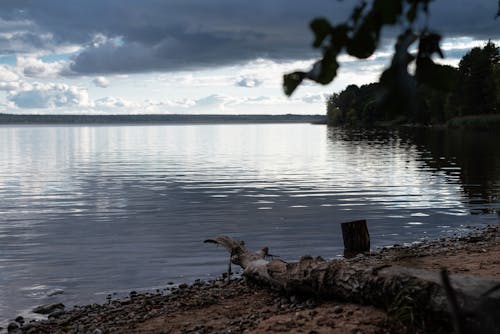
<box><xmin>341</xmin><ymin>219</ymin><xmax>370</xmax><ymax>258</ymax></box>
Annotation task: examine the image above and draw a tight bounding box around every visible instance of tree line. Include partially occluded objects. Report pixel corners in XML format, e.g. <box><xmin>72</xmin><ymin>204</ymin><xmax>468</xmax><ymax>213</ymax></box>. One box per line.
<box><xmin>326</xmin><ymin>41</ymin><xmax>500</xmax><ymax>127</ymax></box>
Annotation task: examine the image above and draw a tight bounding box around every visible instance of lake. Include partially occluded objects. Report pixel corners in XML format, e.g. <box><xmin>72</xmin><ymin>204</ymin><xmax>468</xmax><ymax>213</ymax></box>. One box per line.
<box><xmin>0</xmin><ymin>123</ymin><xmax>499</xmax><ymax>323</ymax></box>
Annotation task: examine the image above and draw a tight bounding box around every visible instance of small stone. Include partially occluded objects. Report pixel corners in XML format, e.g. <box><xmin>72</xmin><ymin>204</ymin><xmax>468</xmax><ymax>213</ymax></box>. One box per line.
<box><xmin>333</xmin><ymin>305</ymin><xmax>343</xmax><ymax>314</ymax></box>
<box><xmin>33</xmin><ymin>303</ymin><xmax>65</xmax><ymax>314</ymax></box>
<box><xmin>48</xmin><ymin>310</ymin><xmax>66</xmax><ymax>318</ymax></box>
<box><xmin>92</xmin><ymin>329</ymin><xmax>103</xmax><ymax>334</ymax></box>
<box><xmin>7</xmin><ymin>322</ymin><xmax>19</xmax><ymax>332</ymax></box>
<box><xmin>306</xmin><ymin>299</ymin><xmax>317</xmax><ymax>308</ymax></box>
<box><xmin>309</xmin><ymin>310</ymin><xmax>318</xmax><ymax>317</ymax></box>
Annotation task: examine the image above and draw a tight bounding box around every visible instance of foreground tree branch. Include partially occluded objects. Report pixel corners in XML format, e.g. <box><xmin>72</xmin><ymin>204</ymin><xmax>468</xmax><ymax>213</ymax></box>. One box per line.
<box><xmin>205</xmin><ymin>235</ymin><xmax>500</xmax><ymax>330</ymax></box>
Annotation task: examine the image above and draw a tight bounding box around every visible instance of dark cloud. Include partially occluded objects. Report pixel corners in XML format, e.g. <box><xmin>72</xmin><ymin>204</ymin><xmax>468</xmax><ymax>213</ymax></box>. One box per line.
<box><xmin>0</xmin><ymin>0</ymin><xmax>498</xmax><ymax>75</ymax></box>
<box><xmin>428</xmin><ymin>0</ymin><xmax>499</xmax><ymax>37</ymax></box>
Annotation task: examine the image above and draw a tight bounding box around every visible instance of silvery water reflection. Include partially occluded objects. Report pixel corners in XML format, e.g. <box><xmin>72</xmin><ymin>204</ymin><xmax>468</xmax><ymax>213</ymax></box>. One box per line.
<box><xmin>0</xmin><ymin>124</ymin><xmax>498</xmax><ymax>322</ymax></box>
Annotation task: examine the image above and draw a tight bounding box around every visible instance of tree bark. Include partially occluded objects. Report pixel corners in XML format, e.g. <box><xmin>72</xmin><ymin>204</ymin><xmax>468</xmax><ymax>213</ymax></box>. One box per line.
<box><xmin>205</xmin><ymin>235</ymin><xmax>500</xmax><ymax>330</ymax></box>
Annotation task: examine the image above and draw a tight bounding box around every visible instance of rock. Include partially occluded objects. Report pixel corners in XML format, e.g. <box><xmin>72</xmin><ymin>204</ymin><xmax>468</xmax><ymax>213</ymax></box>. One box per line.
<box><xmin>306</xmin><ymin>299</ymin><xmax>317</xmax><ymax>308</ymax></box>
<box><xmin>48</xmin><ymin>310</ymin><xmax>66</xmax><ymax>318</ymax></box>
<box><xmin>333</xmin><ymin>305</ymin><xmax>343</xmax><ymax>314</ymax></box>
<box><xmin>92</xmin><ymin>329</ymin><xmax>103</xmax><ymax>334</ymax></box>
<box><xmin>33</xmin><ymin>303</ymin><xmax>65</xmax><ymax>314</ymax></box>
<box><xmin>7</xmin><ymin>322</ymin><xmax>19</xmax><ymax>332</ymax></box>
<box><xmin>14</xmin><ymin>316</ymin><xmax>24</xmax><ymax>324</ymax></box>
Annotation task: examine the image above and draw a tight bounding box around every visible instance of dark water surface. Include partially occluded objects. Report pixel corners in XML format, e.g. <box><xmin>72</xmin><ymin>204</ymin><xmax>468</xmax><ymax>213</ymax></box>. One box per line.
<box><xmin>0</xmin><ymin>124</ymin><xmax>499</xmax><ymax>322</ymax></box>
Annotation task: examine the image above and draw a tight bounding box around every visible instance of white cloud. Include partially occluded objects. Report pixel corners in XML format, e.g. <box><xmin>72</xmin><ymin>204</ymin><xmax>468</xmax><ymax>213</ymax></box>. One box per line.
<box><xmin>16</xmin><ymin>56</ymin><xmax>65</xmax><ymax>78</ymax></box>
<box><xmin>0</xmin><ymin>81</ymin><xmax>21</xmax><ymax>91</ymax></box>
<box><xmin>300</xmin><ymin>93</ymin><xmax>326</xmax><ymax>104</ymax></box>
<box><xmin>193</xmin><ymin>94</ymin><xmax>231</xmax><ymax>108</ymax></box>
<box><xmin>93</xmin><ymin>76</ymin><xmax>110</xmax><ymax>88</ymax></box>
<box><xmin>95</xmin><ymin>96</ymin><xmax>134</xmax><ymax>108</ymax></box>
<box><xmin>7</xmin><ymin>82</ymin><xmax>92</xmax><ymax>109</ymax></box>
<box><xmin>0</xmin><ymin>65</ymin><xmax>19</xmax><ymax>82</ymax></box>
<box><xmin>235</xmin><ymin>76</ymin><xmax>263</xmax><ymax>88</ymax></box>
<box><xmin>156</xmin><ymin>72</ymin><xmax>233</xmax><ymax>87</ymax></box>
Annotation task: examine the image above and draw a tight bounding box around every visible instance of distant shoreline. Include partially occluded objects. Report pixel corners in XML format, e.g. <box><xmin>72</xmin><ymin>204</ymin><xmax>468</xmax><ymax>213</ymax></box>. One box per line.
<box><xmin>0</xmin><ymin>113</ymin><xmax>326</xmax><ymax>125</ymax></box>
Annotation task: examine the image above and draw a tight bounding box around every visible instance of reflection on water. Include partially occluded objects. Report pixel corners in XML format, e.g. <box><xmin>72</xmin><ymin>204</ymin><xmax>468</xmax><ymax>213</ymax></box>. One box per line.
<box><xmin>404</xmin><ymin>129</ymin><xmax>500</xmax><ymax>213</ymax></box>
<box><xmin>0</xmin><ymin>124</ymin><xmax>498</xmax><ymax>322</ymax></box>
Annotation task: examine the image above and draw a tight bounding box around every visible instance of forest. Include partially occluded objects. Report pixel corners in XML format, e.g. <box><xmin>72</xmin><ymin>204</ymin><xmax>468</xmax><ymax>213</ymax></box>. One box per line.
<box><xmin>326</xmin><ymin>41</ymin><xmax>500</xmax><ymax>128</ymax></box>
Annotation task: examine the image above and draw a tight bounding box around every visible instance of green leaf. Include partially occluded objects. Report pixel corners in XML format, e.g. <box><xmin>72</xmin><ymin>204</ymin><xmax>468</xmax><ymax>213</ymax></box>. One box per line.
<box><xmin>346</xmin><ymin>14</ymin><xmax>380</xmax><ymax>59</ymax></box>
<box><xmin>283</xmin><ymin>72</ymin><xmax>306</xmax><ymax>96</ymax></box>
<box><xmin>418</xmin><ymin>32</ymin><xmax>443</xmax><ymax>58</ymax></box>
<box><xmin>315</xmin><ymin>49</ymin><xmax>339</xmax><ymax>84</ymax></box>
<box><xmin>374</xmin><ymin>0</ymin><xmax>403</xmax><ymax>24</ymax></box>
<box><xmin>329</xmin><ymin>24</ymin><xmax>350</xmax><ymax>53</ymax></box>
<box><xmin>310</xmin><ymin>18</ymin><xmax>331</xmax><ymax>48</ymax></box>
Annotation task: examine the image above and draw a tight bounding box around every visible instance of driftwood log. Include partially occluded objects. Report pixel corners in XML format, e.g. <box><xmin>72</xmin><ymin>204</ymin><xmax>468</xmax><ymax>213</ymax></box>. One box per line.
<box><xmin>205</xmin><ymin>236</ymin><xmax>500</xmax><ymax>331</ymax></box>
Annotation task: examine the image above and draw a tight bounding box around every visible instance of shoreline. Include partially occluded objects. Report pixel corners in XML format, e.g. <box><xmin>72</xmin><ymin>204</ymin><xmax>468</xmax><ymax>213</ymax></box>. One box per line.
<box><xmin>2</xmin><ymin>224</ymin><xmax>499</xmax><ymax>333</ymax></box>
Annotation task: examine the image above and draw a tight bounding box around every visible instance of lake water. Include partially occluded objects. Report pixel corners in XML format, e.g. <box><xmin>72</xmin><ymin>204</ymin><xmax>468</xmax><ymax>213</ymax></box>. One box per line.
<box><xmin>0</xmin><ymin>123</ymin><xmax>499</xmax><ymax>323</ymax></box>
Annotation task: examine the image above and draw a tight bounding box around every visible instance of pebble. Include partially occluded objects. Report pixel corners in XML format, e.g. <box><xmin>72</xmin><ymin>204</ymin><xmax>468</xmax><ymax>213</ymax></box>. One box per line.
<box><xmin>48</xmin><ymin>310</ymin><xmax>66</xmax><ymax>318</ymax></box>
<box><xmin>32</xmin><ymin>303</ymin><xmax>65</xmax><ymax>315</ymax></box>
<box><xmin>7</xmin><ymin>322</ymin><xmax>19</xmax><ymax>332</ymax></box>
<box><xmin>306</xmin><ymin>299</ymin><xmax>317</xmax><ymax>308</ymax></box>
<box><xmin>11</xmin><ymin>225</ymin><xmax>500</xmax><ymax>334</ymax></box>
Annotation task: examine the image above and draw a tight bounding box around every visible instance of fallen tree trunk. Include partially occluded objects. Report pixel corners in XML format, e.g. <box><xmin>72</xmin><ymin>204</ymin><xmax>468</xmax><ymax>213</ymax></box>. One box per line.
<box><xmin>205</xmin><ymin>236</ymin><xmax>500</xmax><ymax>331</ymax></box>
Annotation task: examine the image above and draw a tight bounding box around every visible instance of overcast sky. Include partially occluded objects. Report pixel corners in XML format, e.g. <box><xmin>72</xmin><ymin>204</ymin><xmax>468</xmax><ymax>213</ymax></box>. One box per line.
<box><xmin>0</xmin><ymin>0</ymin><xmax>498</xmax><ymax>115</ymax></box>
